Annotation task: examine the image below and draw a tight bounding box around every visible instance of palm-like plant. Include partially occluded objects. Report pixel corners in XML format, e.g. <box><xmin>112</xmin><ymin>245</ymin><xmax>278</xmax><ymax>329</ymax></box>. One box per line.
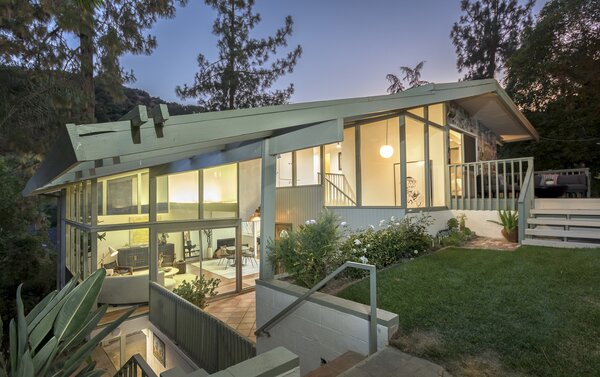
<box><xmin>386</xmin><ymin>61</ymin><xmax>429</xmax><ymax>94</ymax></box>
<box><xmin>0</xmin><ymin>268</ymin><xmax>134</xmax><ymax>377</ymax></box>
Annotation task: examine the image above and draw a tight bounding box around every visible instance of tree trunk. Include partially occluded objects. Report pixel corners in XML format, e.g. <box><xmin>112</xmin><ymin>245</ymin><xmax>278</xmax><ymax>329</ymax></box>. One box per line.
<box><xmin>227</xmin><ymin>0</ymin><xmax>235</xmax><ymax>110</ymax></box>
<box><xmin>79</xmin><ymin>10</ymin><xmax>95</xmax><ymax>123</ymax></box>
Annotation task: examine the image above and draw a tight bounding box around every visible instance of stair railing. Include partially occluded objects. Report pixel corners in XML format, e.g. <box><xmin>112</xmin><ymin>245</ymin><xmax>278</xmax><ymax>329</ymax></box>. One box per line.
<box><xmin>518</xmin><ymin>157</ymin><xmax>535</xmax><ymax>243</ymax></box>
<box><xmin>320</xmin><ymin>173</ymin><xmax>357</xmax><ymax>206</ymax></box>
<box><xmin>255</xmin><ymin>261</ymin><xmax>378</xmax><ymax>355</ymax></box>
<box><xmin>114</xmin><ymin>354</ymin><xmax>157</xmax><ymax>377</ymax></box>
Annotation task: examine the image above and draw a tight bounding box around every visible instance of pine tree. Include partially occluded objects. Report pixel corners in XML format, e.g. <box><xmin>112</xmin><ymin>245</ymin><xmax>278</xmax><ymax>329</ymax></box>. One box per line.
<box><xmin>0</xmin><ymin>0</ymin><xmax>188</xmax><ymax>123</ymax></box>
<box><xmin>450</xmin><ymin>0</ymin><xmax>535</xmax><ymax>80</ymax></box>
<box><xmin>176</xmin><ymin>0</ymin><xmax>302</xmax><ymax>111</ymax></box>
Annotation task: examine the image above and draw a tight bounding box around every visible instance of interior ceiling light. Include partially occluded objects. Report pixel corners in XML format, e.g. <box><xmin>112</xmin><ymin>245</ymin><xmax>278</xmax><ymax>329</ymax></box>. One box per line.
<box><xmin>379</xmin><ymin>119</ymin><xmax>394</xmax><ymax>158</ymax></box>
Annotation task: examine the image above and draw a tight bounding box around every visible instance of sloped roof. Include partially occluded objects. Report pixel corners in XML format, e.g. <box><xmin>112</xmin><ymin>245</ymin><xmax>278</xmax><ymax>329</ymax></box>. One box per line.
<box><xmin>24</xmin><ymin>79</ymin><xmax>537</xmax><ymax>195</ymax></box>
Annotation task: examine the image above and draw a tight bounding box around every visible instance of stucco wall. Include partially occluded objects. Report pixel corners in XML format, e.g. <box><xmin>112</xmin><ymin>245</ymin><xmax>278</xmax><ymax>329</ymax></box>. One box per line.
<box><xmin>256</xmin><ymin>280</ymin><xmax>398</xmax><ymax>376</ymax></box>
<box><xmin>447</xmin><ymin>102</ymin><xmax>498</xmax><ymax>161</ymax></box>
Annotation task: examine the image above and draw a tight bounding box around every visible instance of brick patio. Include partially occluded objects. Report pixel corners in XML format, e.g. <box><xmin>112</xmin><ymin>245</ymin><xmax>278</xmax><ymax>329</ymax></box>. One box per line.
<box><xmin>205</xmin><ymin>290</ymin><xmax>257</xmax><ymax>343</ymax></box>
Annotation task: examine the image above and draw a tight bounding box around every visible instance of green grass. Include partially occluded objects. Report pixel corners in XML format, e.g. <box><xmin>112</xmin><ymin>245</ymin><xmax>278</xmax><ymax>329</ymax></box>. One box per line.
<box><xmin>338</xmin><ymin>246</ymin><xmax>600</xmax><ymax>377</ymax></box>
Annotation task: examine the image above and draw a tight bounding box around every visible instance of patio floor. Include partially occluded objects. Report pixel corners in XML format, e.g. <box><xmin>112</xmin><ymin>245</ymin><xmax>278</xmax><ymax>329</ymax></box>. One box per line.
<box><xmin>205</xmin><ymin>290</ymin><xmax>257</xmax><ymax>343</ymax></box>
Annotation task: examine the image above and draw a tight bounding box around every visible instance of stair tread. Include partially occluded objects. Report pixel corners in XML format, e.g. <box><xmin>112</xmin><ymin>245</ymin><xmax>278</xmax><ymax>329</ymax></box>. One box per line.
<box><xmin>527</xmin><ymin>218</ymin><xmax>600</xmax><ymax>227</ymax></box>
<box><xmin>525</xmin><ymin>228</ymin><xmax>600</xmax><ymax>239</ymax></box>
<box><xmin>522</xmin><ymin>239</ymin><xmax>600</xmax><ymax>248</ymax></box>
<box><xmin>305</xmin><ymin>352</ymin><xmax>366</xmax><ymax>377</ymax></box>
<box><xmin>530</xmin><ymin>209</ymin><xmax>600</xmax><ymax>216</ymax></box>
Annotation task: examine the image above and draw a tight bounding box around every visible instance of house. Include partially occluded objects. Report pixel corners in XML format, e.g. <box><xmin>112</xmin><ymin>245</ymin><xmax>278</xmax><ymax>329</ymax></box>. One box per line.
<box><xmin>24</xmin><ymin>79</ymin><xmax>599</xmax><ymax>375</ymax></box>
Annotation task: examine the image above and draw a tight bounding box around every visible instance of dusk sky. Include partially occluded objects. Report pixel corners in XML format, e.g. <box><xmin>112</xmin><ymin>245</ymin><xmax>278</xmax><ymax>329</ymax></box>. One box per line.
<box><xmin>121</xmin><ymin>0</ymin><xmax>547</xmax><ymax>105</ymax></box>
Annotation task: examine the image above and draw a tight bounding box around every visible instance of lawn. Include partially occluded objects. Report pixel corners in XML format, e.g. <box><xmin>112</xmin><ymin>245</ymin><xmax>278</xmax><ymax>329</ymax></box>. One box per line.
<box><xmin>338</xmin><ymin>246</ymin><xmax>600</xmax><ymax>377</ymax></box>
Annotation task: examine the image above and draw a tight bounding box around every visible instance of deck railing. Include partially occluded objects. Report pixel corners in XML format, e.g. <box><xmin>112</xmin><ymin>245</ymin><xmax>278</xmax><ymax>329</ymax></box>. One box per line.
<box><xmin>114</xmin><ymin>354</ymin><xmax>157</xmax><ymax>377</ymax></box>
<box><xmin>320</xmin><ymin>172</ymin><xmax>356</xmax><ymax>206</ymax></box>
<box><xmin>448</xmin><ymin>157</ymin><xmax>534</xmax><ymax>211</ymax></box>
<box><xmin>149</xmin><ymin>282</ymin><xmax>256</xmax><ymax>374</ymax></box>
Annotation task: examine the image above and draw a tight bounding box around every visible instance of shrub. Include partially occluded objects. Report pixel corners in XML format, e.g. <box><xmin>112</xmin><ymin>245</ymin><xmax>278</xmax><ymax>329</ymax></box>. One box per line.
<box><xmin>447</xmin><ymin>217</ymin><xmax>459</xmax><ymax>230</ymax></box>
<box><xmin>173</xmin><ymin>275</ymin><xmax>220</xmax><ymax>309</ymax></box>
<box><xmin>341</xmin><ymin>215</ymin><xmax>434</xmax><ymax>269</ymax></box>
<box><xmin>440</xmin><ymin>215</ymin><xmax>475</xmax><ymax>247</ymax></box>
<box><xmin>267</xmin><ymin>211</ymin><xmax>344</xmax><ymax>288</ymax></box>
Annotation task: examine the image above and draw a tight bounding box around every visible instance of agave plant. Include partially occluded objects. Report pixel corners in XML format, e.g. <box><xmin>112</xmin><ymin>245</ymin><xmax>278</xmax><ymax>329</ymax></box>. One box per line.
<box><xmin>0</xmin><ymin>268</ymin><xmax>134</xmax><ymax>377</ymax></box>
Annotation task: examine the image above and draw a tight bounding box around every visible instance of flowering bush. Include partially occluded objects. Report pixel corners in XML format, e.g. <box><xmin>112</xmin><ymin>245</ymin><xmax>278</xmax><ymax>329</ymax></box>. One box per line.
<box><xmin>340</xmin><ymin>215</ymin><xmax>433</xmax><ymax>269</ymax></box>
<box><xmin>267</xmin><ymin>211</ymin><xmax>344</xmax><ymax>288</ymax></box>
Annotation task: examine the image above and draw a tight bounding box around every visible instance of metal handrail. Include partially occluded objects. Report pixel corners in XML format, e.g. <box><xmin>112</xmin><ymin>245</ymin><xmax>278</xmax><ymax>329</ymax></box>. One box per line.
<box><xmin>325</xmin><ymin>172</ymin><xmax>357</xmax><ymax>201</ymax></box>
<box><xmin>114</xmin><ymin>354</ymin><xmax>157</xmax><ymax>377</ymax></box>
<box><xmin>255</xmin><ymin>261</ymin><xmax>378</xmax><ymax>355</ymax></box>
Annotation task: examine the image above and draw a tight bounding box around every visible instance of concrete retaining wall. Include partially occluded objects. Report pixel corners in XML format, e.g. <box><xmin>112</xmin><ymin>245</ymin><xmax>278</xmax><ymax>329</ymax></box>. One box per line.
<box><xmin>256</xmin><ymin>280</ymin><xmax>398</xmax><ymax>376</ymax></box>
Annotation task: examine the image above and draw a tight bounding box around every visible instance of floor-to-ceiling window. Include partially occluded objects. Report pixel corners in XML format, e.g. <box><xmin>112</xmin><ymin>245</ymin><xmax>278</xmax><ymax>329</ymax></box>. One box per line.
<box><xmin>276</xmin><ymin>148</ymin><xmax>322</xmax><ymax>187</ymax></box>
<box><xmin>361</xmin><ymin>117</ymin><xmax>401</xmax><ymax>206</ymax></box>
<box><xmin>323</xmin><ymin>127</ymin><xmax>357</xmax><ymax>206</ymax></box>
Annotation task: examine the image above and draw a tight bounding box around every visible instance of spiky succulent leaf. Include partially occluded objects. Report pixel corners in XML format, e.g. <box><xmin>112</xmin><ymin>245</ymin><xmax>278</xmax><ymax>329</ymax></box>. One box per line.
<box><xmin>28</xmin><ymin>279</ymin><xmax>76</xmax><ymax>333</ymax></box>
<box><xmin>32</xmin><ymin>336</ymin><xmax>57</xmax><ymax>375</ymax></box>
<box><xmin>25</xmin><ymin>291</ymin><xmax>57</xmax><ymax>326</ymax></box>
<box><xmin>53</xmin><ymin>269</ymin><xmax>105</xmax><ymax>343</ymax></box>
<box><xmin>15</xmin><ymin>286</ymin><xmax>27</xmax><ymax>362</ymax></box>
<box><xmin>57</xmin><ymin>305</ymin><xmax>107</xmax><ymax>355</ymax></box>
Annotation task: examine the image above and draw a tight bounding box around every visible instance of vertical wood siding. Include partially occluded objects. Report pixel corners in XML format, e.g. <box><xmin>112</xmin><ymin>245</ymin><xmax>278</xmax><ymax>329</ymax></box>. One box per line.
<box><xmin>276</xmin><ymin>186</ymin><xmax>324</xmax><ymax>229</ymax></box>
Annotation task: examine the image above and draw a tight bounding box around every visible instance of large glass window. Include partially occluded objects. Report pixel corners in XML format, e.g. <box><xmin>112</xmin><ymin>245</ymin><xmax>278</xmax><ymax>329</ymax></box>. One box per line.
<box><xmin>361</xmin><ymin>117</ymin><xmax>400</xmax><ymax>206</ymax></box>
<box><xmin>98</xmin><ymin>170</ymin><xmax>149</xmax><ymax>224</ymax></box>
<box><xmin>276</xmin><ymin>153</ymin><xmax>293</xmax><ymax>187</ymax></box>
<box><xmin>156</xmin><ymin>170</ymin><xmax>199</xmax><ymax>221</ymax></box>
<box><xmin>324</xmin><ymin>127</ymin><xmax>357</xmax><ymax>206</ymax></box>
<box><xmin>406</xmin><ymin>117</ymin><xmax>425</xmax><ymax>208</ymax></box>
<box><xmin>204</xmin><ymin>164</ymin><xmax>238</xmax><ymax>219</ymax></box>
<box><xmin>295</xmin><ymin>147</ymin><xmax>321</xmax><ymax>186</ymax></box>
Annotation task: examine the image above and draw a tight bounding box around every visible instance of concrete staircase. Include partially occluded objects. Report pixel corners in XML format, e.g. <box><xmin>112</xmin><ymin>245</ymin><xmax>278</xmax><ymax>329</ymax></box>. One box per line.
<box><xmin>522</xmin><ymin>199</ymin><xmax>600</xmax><ymax>248</ymax></box>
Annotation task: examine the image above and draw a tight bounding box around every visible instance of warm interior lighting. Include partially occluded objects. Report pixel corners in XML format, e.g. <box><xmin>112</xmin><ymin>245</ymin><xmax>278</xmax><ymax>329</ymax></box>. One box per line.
<box><xmin>379</xmin><ymin>119</ymin><xmax>394</xmax><ymax>158</ymax></box>
<box><xmin>336</xmin><ymin>142</ymin><xmax>342</xmax><ymax>149</ymax></box>
<box><xmin>249</xmin><ymin>207</ymin><xmax>261</xmax><ymax>222</ymax></box>
<box><xmin>108</xmin><ymin>246</ymin><xmax>119</xmax><ymax>257</ymax></box>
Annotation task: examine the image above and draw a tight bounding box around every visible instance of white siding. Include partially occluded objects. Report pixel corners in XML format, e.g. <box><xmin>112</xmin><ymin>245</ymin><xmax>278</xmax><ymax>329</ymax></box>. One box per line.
<box><xmin>276</xmin><ymin>186</ymin><xmax>324</xmax><ymax>229</ymax></box>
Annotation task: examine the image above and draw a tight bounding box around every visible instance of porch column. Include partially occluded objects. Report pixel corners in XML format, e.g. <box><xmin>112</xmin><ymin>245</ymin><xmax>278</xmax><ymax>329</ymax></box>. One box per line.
<box><xmin>58</xmin><ymin>189</ymin><xmax>67</xmax><ymax>289</ymax></box>
<box><xmin>260</xmin><ymin>138</ymin><xmax>276</xmax><ymax>280</ymax></box>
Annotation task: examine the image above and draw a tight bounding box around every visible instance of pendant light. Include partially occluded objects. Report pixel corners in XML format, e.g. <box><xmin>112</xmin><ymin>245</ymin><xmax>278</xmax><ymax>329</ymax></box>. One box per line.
<box><xmin>379</xmin><ymin>119</ymin><xmax>394</xmax><ymax>158</ymax></box>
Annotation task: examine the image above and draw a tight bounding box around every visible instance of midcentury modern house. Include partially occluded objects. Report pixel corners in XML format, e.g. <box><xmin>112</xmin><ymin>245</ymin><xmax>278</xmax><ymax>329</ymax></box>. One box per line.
<box><xmin>25</xmin><ymin>79</ymin><xmax>599</xmax><ymax>375</ymax></box>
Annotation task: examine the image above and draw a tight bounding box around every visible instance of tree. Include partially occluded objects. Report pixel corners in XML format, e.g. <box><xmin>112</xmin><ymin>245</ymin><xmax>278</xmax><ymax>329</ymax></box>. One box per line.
<box><xmin>176</xmin><ymin>0</ymin><xmax>302</xmax><ymax>111</ymax></box>
<box><xmin>501</xmin><ymin>0</ymin><xmax>600</xmax><ymax>193</ymax></box>
<box><xmin>0</xmin><ymin>0</ymin><xmax>188</xmax><ymax>123</ymax></box>
<box><xmin>386</xmin><ymin>61</ymin><xmax>429</xmax><ymax>94</ymax></box>
<box><xmin>450</xmin><ymin>0</ymin><xmax>535</xmax><ymax>79</ymax></box>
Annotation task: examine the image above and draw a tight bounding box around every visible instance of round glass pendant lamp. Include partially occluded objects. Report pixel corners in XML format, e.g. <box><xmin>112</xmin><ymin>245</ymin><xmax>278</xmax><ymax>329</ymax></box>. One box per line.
<box><xmin>379</xmin><ymin>119</ymin><xmax>394</xmax><ymax>158</ymax></box>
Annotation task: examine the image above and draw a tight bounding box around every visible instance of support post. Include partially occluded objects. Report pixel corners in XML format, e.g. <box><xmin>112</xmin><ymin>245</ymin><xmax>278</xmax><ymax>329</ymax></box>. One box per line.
<box><xmin>58</xmin><ymin>189</ymin><xmax>67</xmax><ymax>289</ymax></box>
<box><xmin>149</xmin><ymin>168</ymin><xmax>158</xmax><ymax>282</ymax></box>
<box><xmin>399</xmin><ymin>115</ymin><xmax>407</xmax><ymax>208</ymax></box>
<box><xmin>260</xmin><ymin>139</ymin><xmax>276</xmax><ymax>280</ymax></box>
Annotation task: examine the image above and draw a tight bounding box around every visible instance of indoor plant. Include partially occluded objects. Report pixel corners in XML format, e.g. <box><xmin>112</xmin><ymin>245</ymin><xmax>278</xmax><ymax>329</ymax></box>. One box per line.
<box><xmin>488</xmin><ymin>210</ymin><xmax>519</xmax><ymax>242</ymax></box>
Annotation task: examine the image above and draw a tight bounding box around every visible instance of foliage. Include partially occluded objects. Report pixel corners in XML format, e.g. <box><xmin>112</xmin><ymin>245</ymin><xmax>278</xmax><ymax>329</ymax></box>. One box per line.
<box><xmin>173</xmin><ymin>275</ymin><xmax>220</xmax><ymax>309</ymax></box>
<box><xmin>450</xmin><ymin>0</ymin><xmax>535</xmax><ymax>79</ymax></box>
<box><xmin>501</xmin><ymin>0</ymin><xmax>600</xmax><ymax>191</ymax></box>
<box><xmin>339</xmin><ymin>246</ymin><xmax>600</xmax><ymax>376</ymax></box>
<box><xmin>267</xmin><ymin>212</ymin><xmax>343</xmax><ymax>288</ymax></box>
<box><xmin>0</xmin><ymin>268</ymin><xmax>134</xmax><ymax>377</ymax></box>
<box><xmin>439</xmin><ymin>215</ymin><xmax>474</xmax><ymax>247</ymax></box>
<box><xmin>0</xmin><ymin>156</ymin><xmax>56</xmax><ymax>334</ymax></box>
<box><xmin>447</xmin><ymin>217</ymin><xmax>459</xmax><ymax>231</ymax></box>
<box><xmin>341</xmin><ymin>216</ymin><xmax>434</xmax><ymax>269</ymax></box>
<box><xmin>176</xmin><ymin>0</ymin><xmax>302</xmax><ymax>111</ymax></box>
<box><xmin>386</xmin><ymin>61</ymin><xmax>429</xmax><ymax>94</ymax></box>
<box><xmin>0</xmin><ymin>0</ymin><xmax>188</xmax><ymax>122</ymax></box>
<box><xmin>488</xmin><ymin>210</ymin><xmax>518</xmax><ymax>232</ymax></box>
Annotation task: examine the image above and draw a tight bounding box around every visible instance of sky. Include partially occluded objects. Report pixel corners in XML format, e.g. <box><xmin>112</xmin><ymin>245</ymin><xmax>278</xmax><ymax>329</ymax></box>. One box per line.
<box><xmin>120</xmin><ymin>0</ymin><xmax>547</xmax><ymax>105</ymax></box>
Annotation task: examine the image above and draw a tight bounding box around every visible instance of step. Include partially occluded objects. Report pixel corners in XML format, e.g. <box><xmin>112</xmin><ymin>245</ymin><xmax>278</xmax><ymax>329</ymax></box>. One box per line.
<box><xmin>305</xmin><ymin>351</ymin><xmax>365</xmax><ymax>377</ymax></box>
<box><xmin>527</xmin><ymin>218</ymin><xmax>600</xmax><ymax>227</ymax></box>
<box><xmin>522</xmin><ymin>238</ymin><xmax>600</xmax><ymax>249</ymax></box>
<box><xmin>525</xmin><ymin>228</ymin><xmax>600</xmax><ymax>240</ymax></box>
<box><xmin>530</xmin><ymin>209</ymin><xmax>600</xmax><ymax>216</ymax></box>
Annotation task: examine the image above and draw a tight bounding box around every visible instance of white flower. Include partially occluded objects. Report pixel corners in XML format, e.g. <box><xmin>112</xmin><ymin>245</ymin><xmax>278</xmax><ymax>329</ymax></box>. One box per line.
<box><xmin>390</xmin><ymin>216</ymin><xmax>396</xmax><ymax>222</ymax></box>
<box><xmin>280</xmin><ymin>230</ymin><xmax>289</xmax><ymax>239</ymax></box>
<box><xmin>410</xmin><ymin>257</ymin><xmax>414</xmax><ymax>261</ymax></box>
<box><xmin>362</xmin><ymin>248</ymin><xmax>367</xmax><ymax>253</ymax></box>
<box><xmin>379</xmin><ymin>219</ymin><xmax>386</xmax><ymax>226</ymax></box>
<box><xmin>367</xmin><ymin>244</ymin><xmax>371</xmax><ymax>249</ymax></box>
<box><xmin>359</xmin><ymin>256</ymin><xmax>369</xmax><ymax>264</ymax></box>
<box><xmin>305</xmin><ymin>220</ymin><xmax>311</xmax><ymax>225</ymax></box>
<box><xmin>305</xmin><ymin>219</ymin><xmax>316</xmax><ymax>225</ymax></box>
<box><xmin>414</xmin><ymin>250</ymin><xmax>419</xmax><ymax>254</ymax></box>
<box><xmin>341</xmin><ymin>221</ymin><xmax>348</xmax><ymax>227</ymax></box>
<box><xmin>369</xmin><ymin>224</ymin><xmax>375</xmax><ymax>230</ymax></box>
<box><xmin>310</xmin><ymin>219</ymin><xmax>316</xmax><ymax>224</ymax></box>
<box><xmin>353</xmin><ymin>239</ymin><xmax>362</xmax><ymax>246</ymax></box>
